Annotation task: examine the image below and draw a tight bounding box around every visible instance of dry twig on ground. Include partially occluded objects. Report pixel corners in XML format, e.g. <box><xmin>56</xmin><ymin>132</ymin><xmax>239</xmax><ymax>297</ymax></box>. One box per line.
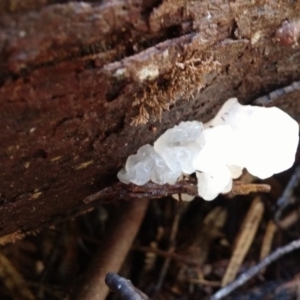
<box><xmin>275</xmin><ymin>165</ymin><xmax>300</xmax><ymax>222</ymax></box>
<box><xmin>83</xmin><ymin>181</ymin><xmax>270</xmax><ymax>204</ymax></box>
<box><xmin>105</xmin><ymin>272</ymin><xmax>149</xmax><ymax>300</ymax></box>
<box><xmin>210</xmin><ymin>238</ymin><xmax>300</xmax><ymax>300</ymax></box>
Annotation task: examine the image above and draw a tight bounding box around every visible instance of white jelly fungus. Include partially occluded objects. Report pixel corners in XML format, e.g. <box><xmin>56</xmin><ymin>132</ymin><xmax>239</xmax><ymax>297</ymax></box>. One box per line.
<box><xmin>154</xmin><ymin>121</ymin><xmax>204</xmax><ymax>175</ymax></box>
<box><xmin>117</xmin><ymin>98</ymin><xmax>299</xmax><ymax>201</ymax></box>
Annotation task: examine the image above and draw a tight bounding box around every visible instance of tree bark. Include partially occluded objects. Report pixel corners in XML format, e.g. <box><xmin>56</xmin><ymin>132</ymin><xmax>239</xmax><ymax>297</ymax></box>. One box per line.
<box><xmin>1</xmin><ymin>0</ymin><xmax>300</xmax><ymax>240</ymax></box>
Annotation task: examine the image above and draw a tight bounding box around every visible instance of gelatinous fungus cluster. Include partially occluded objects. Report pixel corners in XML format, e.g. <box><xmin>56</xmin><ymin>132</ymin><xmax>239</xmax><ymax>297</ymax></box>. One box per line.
<box><xmin>119</xmin><ymin>99</ymin><xmax>299</xmax><ymax>201</ymax></box>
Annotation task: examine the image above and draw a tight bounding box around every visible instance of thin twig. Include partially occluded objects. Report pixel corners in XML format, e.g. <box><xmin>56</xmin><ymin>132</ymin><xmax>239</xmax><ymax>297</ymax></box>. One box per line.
<box><xmin>210</xmin><ymin>238</ymin><xmax>300</xmax><ymax>300</ymax></box>
<box><xmin>105</xmin><ymin>273</ymin><xmax>149</xmax><ymax>300</ymax></box>
<box><xmin>228</xmin><ymin>182</ymin><xmax>270</xmax><ymax>197</ymax></box>
<box><xmin>83</xmin><ymin>180</ymin><xmax>198</xmax><ymax>204</ymax></box>
<box><xmin>187</xmin><ymin>278</ymin><xmax>221</xmax><ymax>287</ymax></box>
<box><xmin>253</xmin><ymin>81</ymin><xmax>300</xmax><ymax>105</ymax></box>
<box><xmin>83</xmin><ymin>180</ymin><xmax>270</xmax><ymax>204</ymax></box>
<box><xmin>133</xmin><ymin>245</ymin><xmax>202</xmax><ymax>267</ymax></box>
<box><xmin>275</xmin><ymin>165</ymin><xmax>300</xmax><ymax>222</ymax></box>
<box><xmin>154</xmin><ymin>203</ymin><xmax>184</xmax><ymax>292</ymax></box>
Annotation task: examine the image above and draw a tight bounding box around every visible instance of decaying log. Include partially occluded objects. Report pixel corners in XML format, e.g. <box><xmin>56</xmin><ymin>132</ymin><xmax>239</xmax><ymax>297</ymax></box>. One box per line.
<box><xmin>1</xmin><ymin>0</ymin><xmax>300</xmax><ymax>239</ymax></box>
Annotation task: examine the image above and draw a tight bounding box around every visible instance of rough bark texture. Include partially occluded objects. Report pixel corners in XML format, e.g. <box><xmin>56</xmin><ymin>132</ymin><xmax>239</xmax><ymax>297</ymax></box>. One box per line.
<box><xmin>1</xmin><ymin>0</ymin><xmax>300</xmax><ymax>240</ymax></box>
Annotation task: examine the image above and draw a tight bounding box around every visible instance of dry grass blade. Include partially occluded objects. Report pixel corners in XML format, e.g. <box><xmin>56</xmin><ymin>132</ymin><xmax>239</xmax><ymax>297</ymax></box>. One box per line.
<box><xmin>260</xmin><ymin>220</ymin><xmax>277</xmax><ymax>262</ymax></box>
<box><xmin>279</xmin><ymin>208</ymin><xmax>300</xmax><ymax>229</ymax></box>
<box><xmin>0</xmin><ymin>251</ymin><xmax>36</xmax><ymax>300</ymax></box>
<box><xmin>259</xmin><ymin>220</ymin><xmax>277</xmax><ymax>274</ymax></box>
<box><xmin>221</xmin><ymin>197</ymin><xmax>264</xmax><ymax>286</ymax></box>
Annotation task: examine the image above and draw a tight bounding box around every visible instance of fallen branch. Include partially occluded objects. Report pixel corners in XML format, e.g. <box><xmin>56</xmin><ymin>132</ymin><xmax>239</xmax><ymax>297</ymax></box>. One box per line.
<box><xmin>73</xmin><ymin>198</ymin><xmax>149</xmax><ymax>300</ymax></box>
